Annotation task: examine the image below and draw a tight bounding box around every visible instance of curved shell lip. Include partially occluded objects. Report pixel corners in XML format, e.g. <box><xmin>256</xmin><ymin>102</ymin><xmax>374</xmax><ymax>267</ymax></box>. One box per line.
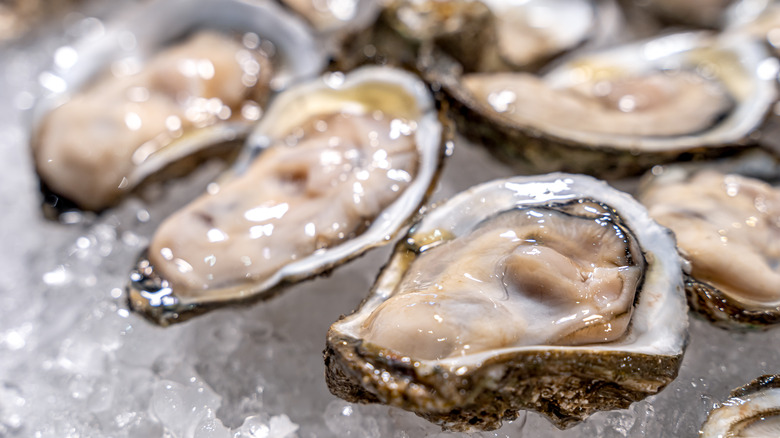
<box><xmin>432</xmin><ymin>30</ymin><xmax>778</xmax><ymax>154</ymax></box>
<box><xmin>700</xmin><ymin>374</ymin><xmax>780</xmax><ymax>437</ymax></box>
<box><xmin>638</xmin><ymin>161</ymin><xmax>780</xmax><ymax>330</ymax></box>
<box><xmin>30</xmin><ymin>0</ymin><xmax>328</xmax><ymax>213</ymax></box>
<box><xmin>331</xmin><ymin>173</ymin><xmax>688</xmax><ymax>371</ymax></box>
<box><xmin>32</xmin><ymin>0</ymin><xmax>326</xmax><ymax>126</ymax></box>
<box><xmin>285</xmin><ymin>0</ymin><xmax>382</xmax><ymax>35</ymax></box>
<box><xmin>127</xmin><ymin>66</ymin><xmax>449</xmax><ymax>325</ymax></box>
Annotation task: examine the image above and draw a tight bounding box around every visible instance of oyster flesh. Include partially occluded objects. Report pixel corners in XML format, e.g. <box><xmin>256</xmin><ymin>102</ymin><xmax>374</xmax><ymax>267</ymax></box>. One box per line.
<box><xmin>325</xmin><ymin>173</ymin><xmax>688</xmax><ymax>431</ymax></box>
<box><xmin>32</xmin><ymin>0</ymin><xmax>326</xmax><ymax>212</ymax></box>
<box><xmin>639</xmin><ymin>166</ymin><xmax>780</xmax><ymax>329</ymax></box>
<box><xmin>127</xmin><ymin>66</ymin><xmax>447</xmax><ymax>325</ymax></box>
<box><xmin>383</xmin><ymin>0</ymin><xmax>620</xmax><ymax>72</ymax></box>
<box><xmin>701</xmin><ymin>375</ymin><xmax>780</xmax><ymax>437</ymax></box>
<box><xmin>425</xmin><ymin>31</ymin><xmax>778</xmax><ymax>178</ymax></box>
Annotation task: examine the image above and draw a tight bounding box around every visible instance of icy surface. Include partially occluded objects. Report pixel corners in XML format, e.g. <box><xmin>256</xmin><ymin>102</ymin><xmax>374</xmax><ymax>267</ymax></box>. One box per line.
<box><xmin>1</xmin><ymin>4</ymin><xmax>780</xmax><ymax>438</ymax></box>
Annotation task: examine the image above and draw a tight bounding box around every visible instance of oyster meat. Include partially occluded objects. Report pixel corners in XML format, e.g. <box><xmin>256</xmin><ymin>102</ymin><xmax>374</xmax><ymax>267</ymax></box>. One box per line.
<box><xmin>279</xmin><ymin>0</ymin><xmax>380</xmax><ymax>34</ymax></box>
<box><xmin>639</xmin><ymin>167</ymin><xmax>780</xmax><ymax>329</ymax></box>
<box><xmin>701</xmin><ymin>375</ymin><xmax>780</xmax><ymax>437</ymax></box>
<box><xmin>325</xmin><ymin>174</ymin><xmax>688</xmax><ymax>431</ymax></box>
<box><xmin>32</xmin><ymin>0</ymin><xmax>326</xmax><ymax>212</ymax></box>
<box><xmin>127</xmin><ymin>66</ymin><xmax>446</xmax><ymax>325</ymax></box>
<box><xmin>384</xmin><ymin>0</ymin><xmax>619</xmax><ymax>71</ymax></box>
<box><xmin>425</xmin><ymin>31</ymin><xmax>778</xmax><ymax>178</ymax></box>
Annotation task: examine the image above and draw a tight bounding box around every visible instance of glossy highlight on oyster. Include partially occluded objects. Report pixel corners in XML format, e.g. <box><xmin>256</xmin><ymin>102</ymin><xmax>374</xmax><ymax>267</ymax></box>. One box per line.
<box><xmin>32</xmin><ymin>0</ymin><xmax>326</xmax><ymax>213</ymax></box>
<box><xmin>424</xmin><ymin>30</ymin><xmax>778</xmax><ymax>178</ymax></box>
<box><xmin>35</xmin><ymin>31</ymin><xmax>273</xmax><ymax>211</ymax></box>
<box><xmin>127</xmin><ymin>66</ymin><xmax>446</xmax><ymax>325</ymax></box>
<box><xmin>701</xmin><ymin>375</ymin><xmax>780</xmax><ymax>437</ymax></box>
<box><xmin>325</xmin><ymin>173</ymin><xmax>688</xmax><ymax>431</ymax></box>
<box><xmin>384</xmin><ymin>0</ymin><xmax>619</xmax><ymax>71</ymax></box>
<box><xmin>639</xmin><ymin>167</ymin><xmax>780</xmax><ymax>329</ymax></box>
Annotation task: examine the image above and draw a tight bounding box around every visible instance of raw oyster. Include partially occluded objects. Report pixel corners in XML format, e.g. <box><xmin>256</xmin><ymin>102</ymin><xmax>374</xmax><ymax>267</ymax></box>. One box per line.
<box><xmin>639</xmin><ymin>165</ymin><xmax>780</xmax><ymax>329</ymax></box>
<box><xmin>382</xmin><ymin>0</ymin><xmax>621</xmax><ymax>72</ymax></box>
<box><xmin>32</xmin><ymin>0</ymin><xmax>326</xmax><ymax>213</ymax></box>
<box><xmin>325</xmin><ymin>174</ymin><xmax>688</xmax><ymax>431</ymax></box>
<box><xmin>423</xmin><ymin>31</ymin><xmax>778</xmax><ymax>178</ymax></box>
<box><xmin>127</xmin><ymin>66</ymin><xmax>447</xmax><ymax>325</ymax></box>
<box><xmin>278</xmin><ymin>0</ymin><xmax>380</xmax><ymax>35</ymax></box>
<box><xmin>701</xmin><ymin>375</ymin><xmax>780</xmax><ymax>437</ymax></box>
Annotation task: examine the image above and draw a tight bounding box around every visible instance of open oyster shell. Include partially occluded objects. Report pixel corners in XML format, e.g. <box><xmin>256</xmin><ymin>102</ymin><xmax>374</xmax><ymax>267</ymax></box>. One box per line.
<box><xmin>422</xmin><ymin>31</ymin><xmax>778</xmax><ymax>179</ymax></box>
<box><xmin>31</xmin><ymin>0</ymin><xmax>327</xmax><ymax>214</ymax></box>
<box><xmin>380</xmin><ymin>0</ymin><xmax>621</xmax><ymax>72</ymax></box>
<box><xmin>127</xmin><ymin>66</ymin><xmax>448</xmax><ymax>326</ymax></box>
<box><xmin>701</xmin><ymin>375</ymin><xmax>780</xmax><ymax>437</ymax></box>
<box><xmin>638</xmin><ymin>159</ymin><xmax>780</xmax><ymax>330</ymax></box>
<box><xmin>325</xmin><ymin>173</ymin><xmax>688</xmax><ymax>431</ymax></box>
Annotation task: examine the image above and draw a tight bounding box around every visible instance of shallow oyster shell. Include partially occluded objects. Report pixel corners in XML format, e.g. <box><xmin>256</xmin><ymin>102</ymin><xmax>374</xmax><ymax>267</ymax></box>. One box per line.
<box><xmin>325</xmin><ymin>173</ymin><xmax>688</xmax><ymax>431</ymax></box>
<box><xmin>127</xmin><ymin>66</ymin><xmax>449</xmax><ymax>326</ymax></box>
<box><xmin>31</xmin><ymin>0</ymin><xmax>327</xmax><ymax>214</ymax></box>
<box><xmin>422</xmin><ymin>31</ymin><xmax>778</xmax><ymax>179</ymax></box>
<box><xmin>701</xmin><ymin>374</ymin><xmax>780</xmax><ymax>437</ymax></box>
<box><xmin>638</xmin><ymin>158</ymin><xmax>780</xmax><ymax>330</ymax></box>
<box><xmin>379</xmin><ymin>0</ymin><xmax>621</xmax><ymax>73</ymax></box>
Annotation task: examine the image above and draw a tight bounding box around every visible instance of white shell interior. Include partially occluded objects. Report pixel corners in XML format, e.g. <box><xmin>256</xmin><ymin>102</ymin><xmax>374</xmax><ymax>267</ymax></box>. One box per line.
<box><xmin>333</xmin><ymin>173</ymin><xmax>687</xmax><ymax>371</ymax></box>
<box><xmin>480</xmin><ymin>0</ymin><xmax>594</xmax><ymax>51</ymax></box>
<box><xmin>535</xmin><ymin>31</ymin><xmax>778</xmax><ymax>152</ymax></box>
<box><xmin>701</xmin><ymin>386</ymin><xmax>780</xmax><ymax>437</ymax></box>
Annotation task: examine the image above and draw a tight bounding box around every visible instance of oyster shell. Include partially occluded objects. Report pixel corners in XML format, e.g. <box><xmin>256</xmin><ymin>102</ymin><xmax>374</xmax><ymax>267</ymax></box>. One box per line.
<box><xmin>423</xmin><ymin>31</ymin><xmax>778</xmax><ymax>179</ymax></box>
<box><xmin>32</xmin><ymin>0</ymin><xmax>326</xmax><ymax>213</ymax></box>
<box><xmin>382</xmin><ymin>0</ymin><xmax>621</xmax><ymax>72</ymax></box>
<box><xmin>701</xmin><ymin>375</ymin><xmax>780</xmax><ymax>437</ymax></box>
<box><xmin>325</xmin><ymin>173</ymin><xmax>688</xmax><ymax>431</ymax></box>
<box><xmin>278</xmin><ymin>0</ymin><xmax>380</xmax><ymax>35</ymax></box>
<box><xmin>638</xmin><ymin>164</ymin><xmax>780</xmax><ymax>329</ymax></box>
<box><xmin>127</xmin><ymin>66</ymin><xmax>447</xmax><ymax>325</ymax></box>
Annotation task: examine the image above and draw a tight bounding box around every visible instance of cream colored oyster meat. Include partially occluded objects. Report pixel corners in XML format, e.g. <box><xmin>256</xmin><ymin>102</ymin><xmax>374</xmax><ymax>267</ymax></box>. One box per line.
<box><xmin>361</xmin><ymin>200</ymin><xmax>645</xmax><ymax>360</ymax></box>
<box><xmin>462</xmin><ymin>70</ymin><xmax>733</xmax><ymax>138</ymax></box>
<box><xmin>148</xmin><ymin>109</ymin><xmax>418</xmax><ymax>299</ymax></box>
<box><xmin>34</xmin><ymin>31</ymin><xmax>273</xmax><ymax>210</ymax></box>
<box><xmin>641</xmin><ymin>170</ymin><xmax>780</xmax><ymax>307</ymax></box>
<box><xmin>325</xmin><ymin>174</ymin><xmax>687</xmax><ymax>431</ymax></box>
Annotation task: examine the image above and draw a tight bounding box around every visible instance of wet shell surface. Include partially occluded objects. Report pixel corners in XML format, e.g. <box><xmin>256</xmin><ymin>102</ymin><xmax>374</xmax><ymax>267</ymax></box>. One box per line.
<box><xmin>638</xmin><ymin>160</ymin><xmax>780</xmax><ymax>330</ymax></box>
<box><xmin>127</xmin><ymin>66</ymin><xmax>447</xmax><ymax>326</ymax></box>
<box><xmin>701</xmin><ymin>375</ymin><xmax>780</xmax><ymax>437</ymax></box>
<box><xmin>422</xmin><ymin>30</ymin><xmax>778</xmax><ymax>179</ymax></box>
<box><xmin>325</xmin><ymin>173</ymin><xmax>688</xmax><ymax>431</ymax></box>
<box><xmin>31</xmin><ymin>0</ymin><xmax>327</xmax><ymax>213</ymax></box>
<box><xmin>381</xmin><ymin>0</ymin><xmax>621</xmax><ymax>72</ymax></box>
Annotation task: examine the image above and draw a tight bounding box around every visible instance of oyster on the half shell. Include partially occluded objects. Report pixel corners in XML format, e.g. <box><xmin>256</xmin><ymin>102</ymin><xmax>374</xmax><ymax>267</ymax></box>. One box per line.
<box><xmin>701</xmin><ymin>375</ymin><xmax>780</xmax><ymax>437</ymax></box>
<box><xmin>32</xmin><ymin>0</ymin><xmax>326</xmax><ymax>213</ymax></box>
<box><xmin>127</xmin><ymin>66</ymin><xmax>447</xmax><ymax>325</ymax></box>
<box><xmin>325</xmin><ymin>173</ymin><xmax>688</xmax><ymax>431</ymax></box>
<box><xmin>424</xmin><ymin>31</ymin><xmax>778</xmax><ymax>178</ymax></box>
<box><xmin>382</xmin><ymin>0</ymin><xmax>620</xmax><ymax>72</ymax></box>
<box><xmin>639</xmin><ymin>164</ymin><xmax>780</xmax><ymax>329</ymax></box>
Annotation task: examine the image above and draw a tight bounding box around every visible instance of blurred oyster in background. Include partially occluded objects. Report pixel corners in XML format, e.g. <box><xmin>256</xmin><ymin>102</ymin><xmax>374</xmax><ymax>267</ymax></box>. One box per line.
<box><xmin>31</xmin><ymin>0</ymin><xmax>326</xmax><ymax>215</ymax></box>
<box><xmin>278</xmin><ymin>0</ymin><xmax>380</xmax><ymax>34</ymax></box>
<box><xmin>383</xmin><ymin>0</ymin><xmax>622</xmax><ymax>72</ymax></box>
<box><xmin>424</xmin><ymin>31</ymin><xmax>778</xmax><ymax>178</ymax></box>
<box><xmin>639</xmin><ymin>162</ymin><xmax>780</xmax><ymax>329</ymax></box>
<box><xmin>701</xmin><ymin>374</ymin><xmax>780</xmax><ymax>436</ymax></box>
<box><xmin>0</xmin><ymin>0</ymin><xmax>83</xmax><ymax>41</ymax></box>
<box><xmin>638</xmin><ymin>0</ymin><xmax>736</xmax><ymax>28</ymax></box>
<box><xmin>128</xmin><ymin>66</ymin><xmax>447</xmax><ymax>325</ymax></box>
<box><xmin>326</xmin><ymin>174</ymin><xmax>688</xmax><ymax>431</ymax></box>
